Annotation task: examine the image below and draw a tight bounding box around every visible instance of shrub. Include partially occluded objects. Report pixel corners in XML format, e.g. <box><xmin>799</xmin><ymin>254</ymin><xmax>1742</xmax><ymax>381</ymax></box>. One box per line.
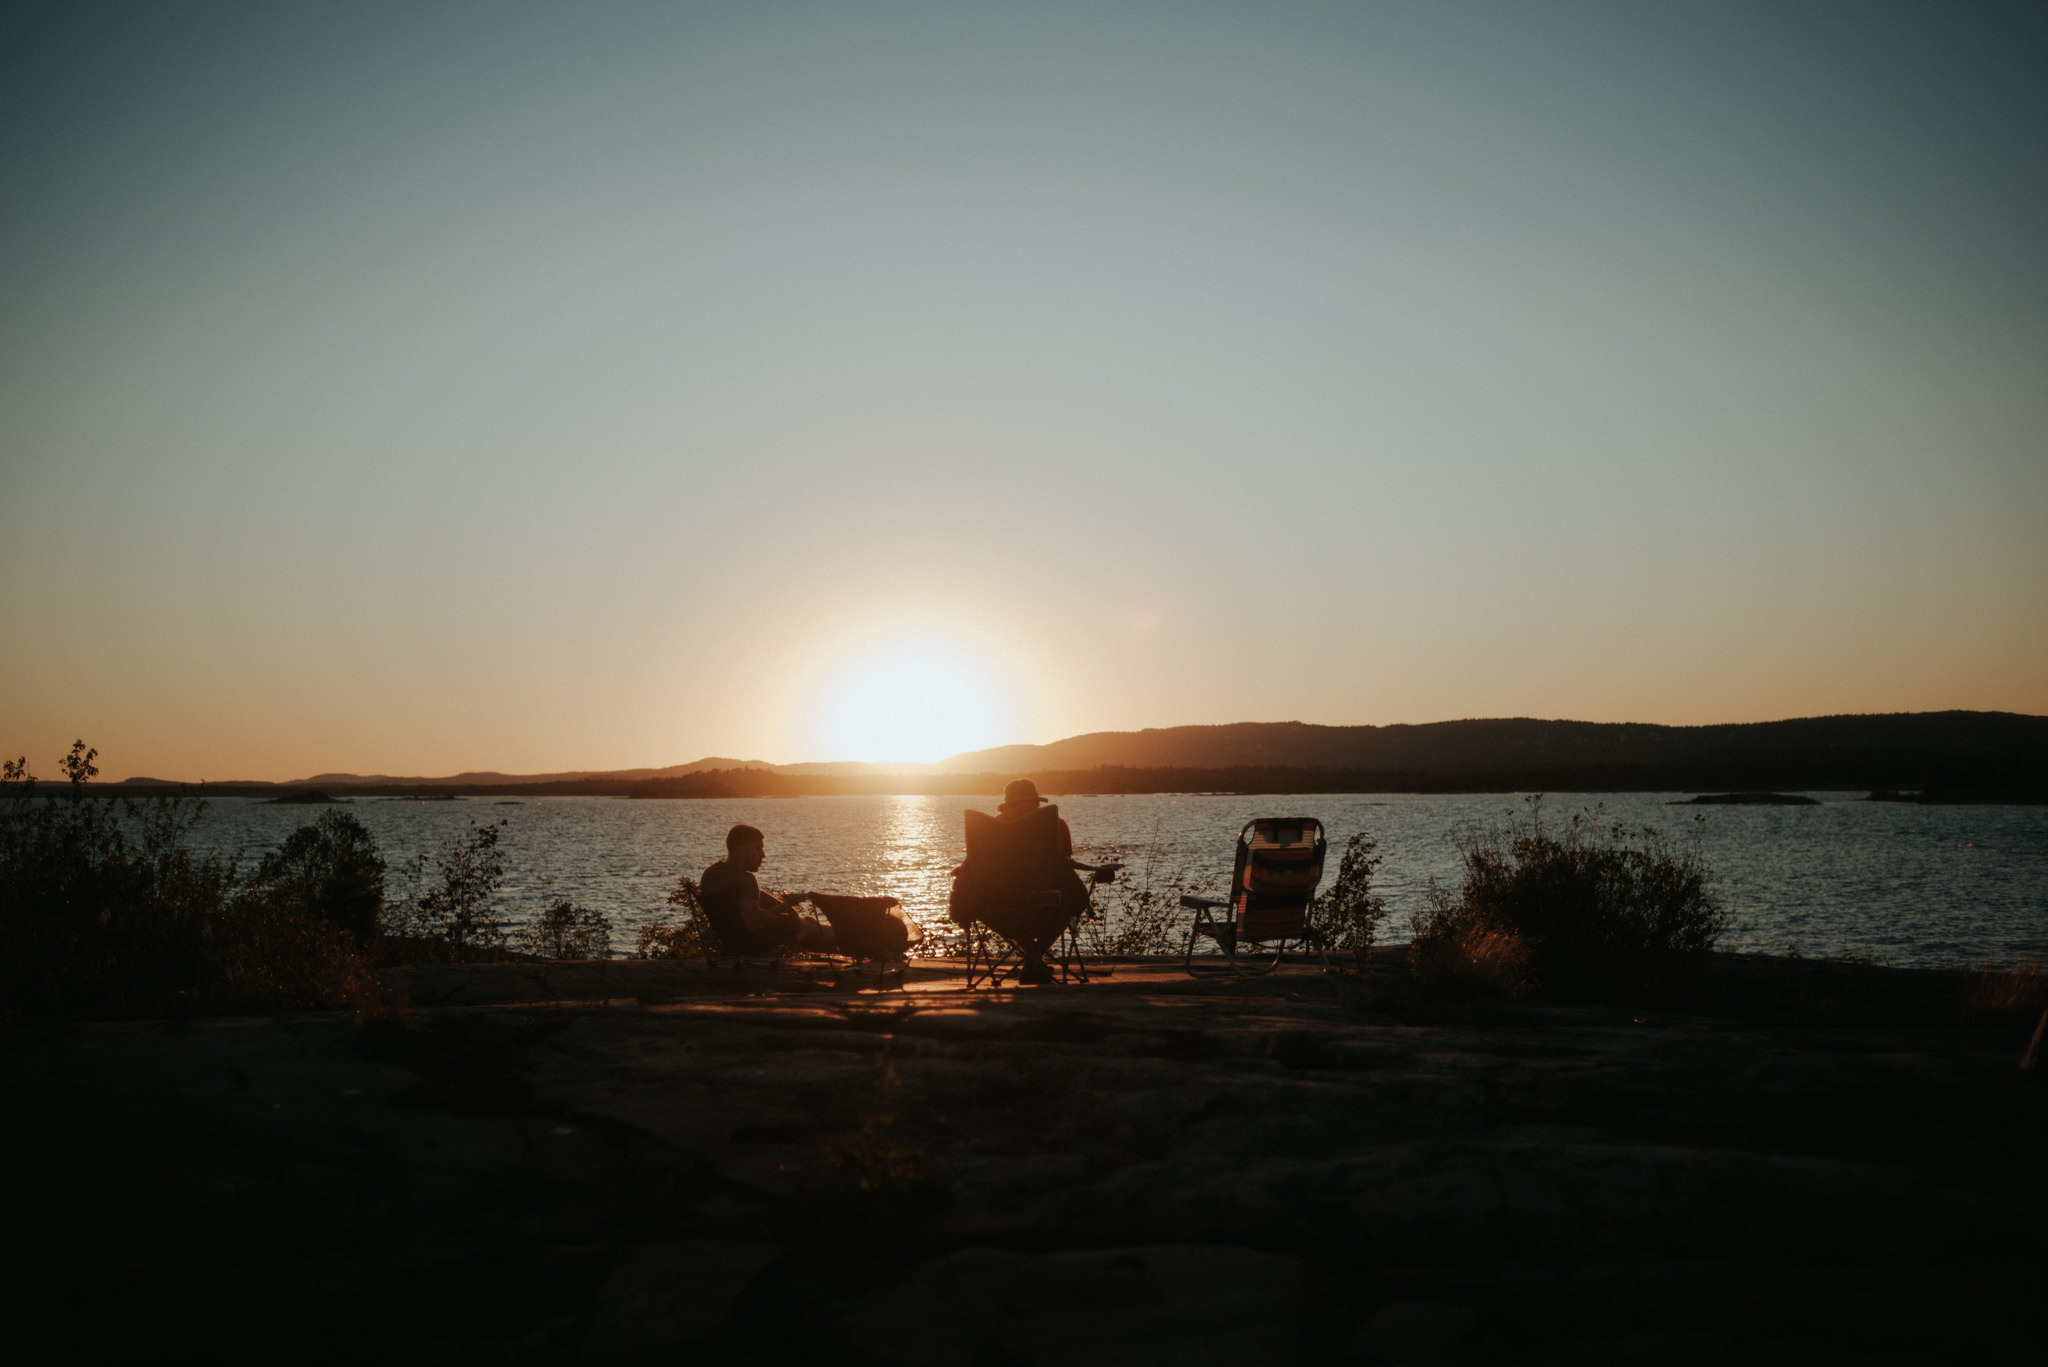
<box><xmin>1412</xmin><ymin>798</ymin><xmax>1724</xmax><ymax>1000</ymax></box>
<box><xmin>248</xmin><ymin>809</ymin><xmax>386</xmax><ymax>943</ymax></box>
<box><xmin>0</xmin><ymin>743</ymin><xmax>367</xmax><ymax>1021</ymax></box>
<box><xmin>514</xmin><ymin>898</ymin><xmax>614</xmax><ymax>960</ymax></box>
<box><xmin>196</xmin><ymin>895</ymin><xmax>377</xmax><ymax>1013</ymax></box>
<box><xmin>384</xmin><ymin>820</ymin><xmax>510</xmax><ymax>958</ymax></box>
<box><xmin>1314</xmin><ymin>832</ymin><xmax>1388</xmax><ymax>966</ymax></box>
<box><xmin>634</xmin><ymin>921</ymin><xmax>698</xmax><ymax>959</ymax></box>
<box><xmin>636</xmin><ymin>874</ymin><xmax>713</xmax><ymax>959</ymax></box>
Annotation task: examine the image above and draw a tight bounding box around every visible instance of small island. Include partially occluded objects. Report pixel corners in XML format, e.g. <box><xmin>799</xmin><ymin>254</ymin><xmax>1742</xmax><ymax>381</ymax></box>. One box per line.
<box><xmin>1679</xmin><ymin>791</ymin><xmax>1821</xmax><ymax>805</ymax></box>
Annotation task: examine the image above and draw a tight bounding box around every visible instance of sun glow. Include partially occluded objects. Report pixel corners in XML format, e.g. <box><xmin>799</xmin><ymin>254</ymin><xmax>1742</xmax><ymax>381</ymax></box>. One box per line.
<box><xmin>815</xmin><ymin>647</ymin><xmax>1009</xmax><ymax>764</ymax></box>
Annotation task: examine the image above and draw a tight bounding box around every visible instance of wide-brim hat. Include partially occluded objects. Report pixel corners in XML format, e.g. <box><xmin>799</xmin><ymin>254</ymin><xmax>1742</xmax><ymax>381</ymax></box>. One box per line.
<box><xmin>998</xmin><ymin>778</ymin><xmax>1047</xmax><ymax>812</ymax></box>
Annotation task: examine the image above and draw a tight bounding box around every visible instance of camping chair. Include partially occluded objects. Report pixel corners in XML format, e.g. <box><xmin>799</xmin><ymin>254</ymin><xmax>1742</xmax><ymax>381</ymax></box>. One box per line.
<box><xmin>807</xmin><ymin>893</ymin><xmax>922</xmax><ymax>987</ymax></box>
<box><xmin>950</xmin><ymin>804</ymin><xmax>1105</xmax><ymax>988</ymax></box>
<box><xmin>692</xmin><ymin>886</ymin><xmax>849</xmax><ymax>978</ymax></box>
<box><xmin>694</xmin><ymin>893</ymin><xmax>797</xmax><ymax>973</ymax></box>
<box><xmin>1182</xmin><ymin>817</ymin><xmax>1332</xmax><ymax>976</ymax></box>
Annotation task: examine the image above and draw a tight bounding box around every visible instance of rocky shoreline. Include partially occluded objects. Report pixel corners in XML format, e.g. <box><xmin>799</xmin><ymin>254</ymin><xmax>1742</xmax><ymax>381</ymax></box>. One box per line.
<box><xmin>8</xmin><ymin>952</ymin><xmax>2041</xmax><ymax>1364</ymax></box>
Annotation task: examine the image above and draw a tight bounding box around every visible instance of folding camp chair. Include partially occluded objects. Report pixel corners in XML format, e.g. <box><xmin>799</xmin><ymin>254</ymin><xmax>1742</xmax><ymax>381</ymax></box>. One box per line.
<box><xmin>691</xmin><ymin>889</ymin><xmax>850</xmax><ymax>980</ymax></box>
<box><xmin>949</xmin><ymin>804</ymin><xmax>1104</xmax><ymax>988</ymax></box>
<box><xmin>695</xmin><ymin>893</ymin><xmax>779</xmax><ymax>967</ymax></box>
<box><xmin>1182</xmin><ymin>817</ymin><xmax>1332</xmax><ymax>976</ymax></box>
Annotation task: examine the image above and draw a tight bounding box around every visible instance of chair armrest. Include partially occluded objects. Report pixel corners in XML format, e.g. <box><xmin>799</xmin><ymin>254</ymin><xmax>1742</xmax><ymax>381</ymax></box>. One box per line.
<box><xmin>1179</xmin><ymin>895</ymin><xmax>1228</xmax><ymax>910</ymax></box>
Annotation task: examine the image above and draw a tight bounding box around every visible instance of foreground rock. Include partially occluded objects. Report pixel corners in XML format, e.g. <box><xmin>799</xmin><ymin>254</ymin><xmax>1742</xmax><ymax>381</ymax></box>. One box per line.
<box><xmin>6</xmin><ymin>955</ymin><xmax>2040</xmax><ymax>1364</ymax></box>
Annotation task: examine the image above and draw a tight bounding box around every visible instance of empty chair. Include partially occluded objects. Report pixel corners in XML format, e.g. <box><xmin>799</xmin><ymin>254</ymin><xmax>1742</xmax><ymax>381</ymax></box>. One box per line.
<box><xmin>1182</xmin><ymin>817</ymin><xmax>1331</xmax><ymax>976</ymax></box>
<box><xmin>808</xmin><ymin>892</ymin><xmax>923</xmax><ymax>983</ymax></box>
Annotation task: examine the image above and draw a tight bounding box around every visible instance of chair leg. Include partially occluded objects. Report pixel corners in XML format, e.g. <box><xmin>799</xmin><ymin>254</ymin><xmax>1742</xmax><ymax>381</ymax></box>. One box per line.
<box><xmin>1055</xmin><ymin>920</ymin><xmax>1089</xmax><ymax>984</ymax></box>
<box><xmin>964</xmin><ymin>924</ymin><xmax>990</xmax><ymax>988</ymax></box>
<box><xmin>1226</xmin><ymin>939</ymin><xmax>1285</xmax><ymax>977</ymax></box>
<box><xmin>965</xmin><ymin>922</ymin><xmax>1018</xmax><ymax>989</ymax></box>
<box><xmin>1184</xmin><ymin>908</ymin><xmax>1237</xmax><ymax>976</ymax></box>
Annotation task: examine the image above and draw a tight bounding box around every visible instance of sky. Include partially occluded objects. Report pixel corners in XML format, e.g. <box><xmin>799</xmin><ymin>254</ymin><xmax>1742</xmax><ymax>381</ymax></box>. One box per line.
<box><xmin>2</xmin><ymin>0</ymin><xmax>2044</xmax><ymax>780</ymax></box>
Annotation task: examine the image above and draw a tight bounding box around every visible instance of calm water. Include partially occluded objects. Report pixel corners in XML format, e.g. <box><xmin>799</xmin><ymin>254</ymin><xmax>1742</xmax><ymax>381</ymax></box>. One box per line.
<box><xmin>176</xmin><ymin>792</ymin><xmax>2047</xmax><ymax>967</ymax></box>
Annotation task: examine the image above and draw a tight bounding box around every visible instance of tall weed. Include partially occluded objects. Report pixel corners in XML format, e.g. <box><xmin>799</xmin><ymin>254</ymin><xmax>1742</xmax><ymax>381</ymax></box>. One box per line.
<box><xmin>1080</xmin><ymin>829</ymin><xmax>1216</xmax><ymax>956</ymax></box>
<box><xmin>1959</xmin><ymin>957</ymin><xmax>2046</xmax><ymax>1026</ymax></box>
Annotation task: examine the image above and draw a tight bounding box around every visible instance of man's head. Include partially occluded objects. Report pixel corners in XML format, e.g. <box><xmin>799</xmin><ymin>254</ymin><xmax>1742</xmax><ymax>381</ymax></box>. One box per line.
<box><xmin>725</xmin><ymin>823</ymin><xmax>766</xmax><ymax>872</ymax></box>
<box><xmin>998</xmin><ymin>778</ymin><xmax>1046</xmax><ymax>814</ymax></box>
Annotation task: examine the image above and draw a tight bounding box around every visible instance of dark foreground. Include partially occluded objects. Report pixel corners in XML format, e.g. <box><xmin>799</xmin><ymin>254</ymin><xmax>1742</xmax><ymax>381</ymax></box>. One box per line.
<box><xmin>7</xmin><ymin>953</ymin><xmax>2041</xmax><ymax>1365</ymax></box>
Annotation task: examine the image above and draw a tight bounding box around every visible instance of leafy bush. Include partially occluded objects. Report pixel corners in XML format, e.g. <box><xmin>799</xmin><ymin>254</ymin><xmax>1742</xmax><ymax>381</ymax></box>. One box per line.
<box><xmin>1314</xmin><ymin>832</ymin><xmax>1388</xmax><ymax>966</ymax></box>
<box><xmin>636</xmin><ymin>874</ymin><xmax>713</xmax><ymax>959</ymax></box>
<box><xmin>248</xmin><ymin>809</ymin><xmax>385</xmax><ymax>943</ymax></box>
<box><xmin>384</xmin><ymin>820</ymin><xmax>510</xmax><ymax>958</ymax></box>
<box><xmin>1412</xmin><ymin>798</ymin><xmax>1724</xmax><ymax>1000</ymax></box>
<box><xmin>0</xmin><ymin>743</ymin><xmax>367</xmax><ymax>1021</ymax></box>
<box><xmin>514</xmin><ymin>898</ymin><xmax>614</xmax><ymax>960</ymax></box>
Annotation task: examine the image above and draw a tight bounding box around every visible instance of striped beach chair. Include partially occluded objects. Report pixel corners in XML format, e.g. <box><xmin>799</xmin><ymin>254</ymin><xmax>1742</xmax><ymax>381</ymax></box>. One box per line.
<box><xmin>1182</xmin><ymin>817</ymin><xmax>1332</xmax><ymax>976</ymax></box>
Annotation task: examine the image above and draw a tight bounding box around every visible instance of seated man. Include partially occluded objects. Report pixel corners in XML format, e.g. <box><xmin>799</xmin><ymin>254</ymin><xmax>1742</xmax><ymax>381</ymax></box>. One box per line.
<box><xmin>699</xmin><ymin>823</ymin><xmax>837</xmax><ymax>954</ymax></box>
<box><xmin>949</xmin><ymin>779</ymin><xmax>1109</xmax><ymax>985</ymax></box>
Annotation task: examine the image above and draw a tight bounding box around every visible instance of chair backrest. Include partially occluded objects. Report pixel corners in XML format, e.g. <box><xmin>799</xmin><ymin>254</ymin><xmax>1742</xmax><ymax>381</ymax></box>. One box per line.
<box><xmin>963</xmin><ymin>804</ymin><xmax>1067</xmax><ymax>883</ymax></box>
<box><xmin>699</xmin><ymin>891</ymin><xmax>774</xmax><ymax>957</ymax></box>
<box><xmin>1231</xmin><ymin>817</ymin><xmax>1328</xmax><ymax>941</ymax></box>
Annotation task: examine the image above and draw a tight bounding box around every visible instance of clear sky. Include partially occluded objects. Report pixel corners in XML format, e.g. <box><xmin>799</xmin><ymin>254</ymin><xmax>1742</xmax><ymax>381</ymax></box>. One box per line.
<box><xmin>3</xmin><ymin>1</ymin><xmax>2044</xmax><ymax>780</ymax></box>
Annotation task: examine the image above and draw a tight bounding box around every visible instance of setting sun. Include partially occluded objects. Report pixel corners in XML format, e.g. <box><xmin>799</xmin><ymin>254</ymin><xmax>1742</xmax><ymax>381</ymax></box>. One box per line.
<box><xmin>813</xmin><ymin>647</ymin><xmax>1010</xmax><ymax>764</ymax></box>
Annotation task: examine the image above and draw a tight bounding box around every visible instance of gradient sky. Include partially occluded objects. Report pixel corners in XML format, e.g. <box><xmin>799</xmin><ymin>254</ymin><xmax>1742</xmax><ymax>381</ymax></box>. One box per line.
<box><xmin>3</xmin><ymin>1</ymin><xmax>2044</xmax><ymax>779</ymax></box>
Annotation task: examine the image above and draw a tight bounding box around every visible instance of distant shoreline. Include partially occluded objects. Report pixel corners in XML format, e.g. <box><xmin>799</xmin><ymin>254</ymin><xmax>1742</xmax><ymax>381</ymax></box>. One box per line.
<box><xmin>30</xmin><ymin>766</ymin><xmax>2043</xmax><ymax>804</ymax></box>
<box><xmin>34</xmin><ymin>710</ymin><xmax>2037</xmax><ymax>802</ymax></box>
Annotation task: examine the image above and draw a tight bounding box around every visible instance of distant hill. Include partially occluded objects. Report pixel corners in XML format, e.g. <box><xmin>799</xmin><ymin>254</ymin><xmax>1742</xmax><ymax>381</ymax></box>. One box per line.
<box><xmin>63</xmin><ymin>712</ymin><xmax>2046</xmax><ymax>800</ymax></box>
<box><xmin>294</xmin><ymin>757</ymin><xmax>782</xmax><ymax>786</ymax></box>
<box><xmin>931</xmin><ymin>712</ymin><xmax>2048</xmax><ymax>776</ymax></box>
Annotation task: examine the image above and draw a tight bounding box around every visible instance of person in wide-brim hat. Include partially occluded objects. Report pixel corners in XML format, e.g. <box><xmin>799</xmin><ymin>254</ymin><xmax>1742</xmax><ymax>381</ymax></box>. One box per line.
<box><xmin>960</xmin><ymin>778</ymin><xmax>1117</xmax><ymax>984</ymax></box>
<box><xmin>997</xmin><ymin>778</ymin><xmax>1048</xmax><ymax>815</ymax></box>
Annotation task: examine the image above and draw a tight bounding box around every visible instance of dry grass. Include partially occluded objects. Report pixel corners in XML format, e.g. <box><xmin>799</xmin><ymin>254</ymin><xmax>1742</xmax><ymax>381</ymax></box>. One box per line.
<box><xmin>197</xmin><ymin>898</ymin><xmax>379</xmax><ymax>1013</ymax></box>
<box><xmin>1408</xmin><ymin>914</ymin><xmax>1537</xmax><ymax>1000</ymax></box>
<box><xmin>1959</xmin><ymin>956</ymin><xmax>2047</xmax><ymax>1026</ymax></box>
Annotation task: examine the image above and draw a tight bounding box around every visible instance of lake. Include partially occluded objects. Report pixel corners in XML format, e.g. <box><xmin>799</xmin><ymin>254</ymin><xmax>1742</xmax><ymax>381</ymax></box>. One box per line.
<box><xmin>175</xmin><ymin>791</ymin><xmax>2047</xmax><ymax>967</ymax></box>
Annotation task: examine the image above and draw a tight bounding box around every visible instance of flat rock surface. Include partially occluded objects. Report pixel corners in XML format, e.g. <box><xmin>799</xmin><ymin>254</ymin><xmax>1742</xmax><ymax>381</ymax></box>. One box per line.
<box><xmin>5</xmin><ymin>955</ymin><xmax>2041</xmax><ymax>1364</ymax></box>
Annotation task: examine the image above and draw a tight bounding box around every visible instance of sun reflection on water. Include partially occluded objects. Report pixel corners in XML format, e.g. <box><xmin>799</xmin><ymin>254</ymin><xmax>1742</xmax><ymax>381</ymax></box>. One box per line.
<box><xmin>877</xmin><ymin>795</ymin><xmax>957</xmax><ymax>947</ymax></box>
